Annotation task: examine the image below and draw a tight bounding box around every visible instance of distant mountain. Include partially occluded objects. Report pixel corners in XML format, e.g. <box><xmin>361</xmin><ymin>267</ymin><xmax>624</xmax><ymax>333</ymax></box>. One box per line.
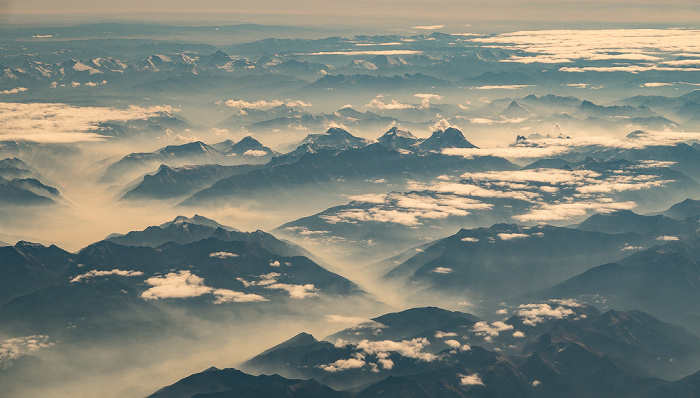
<box><xmin>94</xmin><ymin>112</ymin><xmax>191</xmax><ymax>138</ymax></box>
<box><xmin>563</xmin><ymin>143</ymin><xmax>700</xmax><ymax>183</ymax></box>
<box><xmin>0</xmin><ymin>242</ymin><xmax>72</xmax><ymax>305</ymax></box>
<box><xmin>101</xmin><ymin>140</ymin><xmax>275</xmax><ymax>184</ymax></box>
<box><xmin>577</xmin><ymin>100</ymin><xmax>658</xmax><ymax>118</ymax></box>
<box><xmin>326</xmin><ymin>306</ymin><xmax>480</xmax><ymax>343</ymax></box>
<box><xmin>499</xmin><ymin>101</ymin><xmax>535</xmax><ymax>118</ymax></box>
<box><xmin>214</xmin><ymin>303</ymin><xmax>700</xmax><ymax>394</ymax></box>
<box><xmin>661</xmin><ymin>198</ymin><xmax>700</xmax><ymax>220</ymax></box>
<box><xmin>274</xmin><ymin>191</ymin><xmax>531</xmax><ymax>264</ymax></box>
<box><xmin>227</xmin><ymin>136</ymin><xmax>279</xmax><ymax>157</ymax></box>
<box><xmin>105</xmin><ymin>214</ymin><xmax>313</xmax><ymax>259</ymax></box>
<box><xmin>534</xmin><ymin>231</ymin><xmax>700</xmax><ymax>332</ymax></box>
<box><xmin>519</xmin><ymin>94</ymin><xmax>583</xmax><ymax>110</ymax></box>
<box><xmin>0</xmin><ymin>232</ymin><xmax>371</xmax><ymax>341</ymax></box>
<box><xmin>147</xmin><ymin>367</ymin><xmax>344</xmax><ymax>398</ymax></box>
<box><xmin>522</xmin><ymin>157</ymin><xmax>700</xmax><ymax>213</ymax></box>
<box><xmin>522</xmin><ymin>158</ymin><xmax>576</xmax><ymax>170</ymax></box>
<box><xmin>417</xmin><ymin>127</ymin><xmax>477</xmax><ymax>151</ymax></box>
<box><xmin>181</xmin><ymin>143</ymin><xmax>516</xmax><ymax>206</ymax></box>
<box><xmin>576</xmin><ymin>210</ymin><xmax>690</xmax><ymax>236</ymax></box>
<box><xmin>461</xmin><ymin>70</ymin><xmax>534</xmax><ymax>86</ymax></box>
<box><xmin>295</xmin><ymin>127</ymin><xmax>370</xmax><ymax>150</ymax></box>
<box><xmin>0</xmin><ymin>158</ymin><xmax>36</xmax><ymax>179</ymax></box>
<box><xmin>0</xmin><ymin>178</ymin><xmax>60</xmax><ymax>206</ymax></box>
<box><xmin>121</xmin><ymin>163</ymin><xmax>264</xmax><ymax>200</ymax></box>
<box><xmin>383</xmin><ymin>223</ymin><xmax>655</xmax><ymax>298</ymax></box>
<box><xmin>216</xmin><ymin>105</ymin><xmax>308</xmax><ymax>130</ymax></box>
<box><xmin>0</xmin><ymin>158</ymin><xmax>62</xmax><ymax>206</ymax></box>
<box><xmin>376</xmin><ymin>127</ymin><xmax>421</xmax><ymax>150</ymax></box>
<box><xmin>305</xmin><ymin>73</ymin><xmax>451</xmax><ymax>92</ymax></box>
<box><xmin>237</xmin><ymin>109</ymin><xmax>397</xmax><ymax>141</ymax></box>
<box><xmin>101</xmin><ymin>141</ymin><xmax>224</xmax><ymax>183</ymax></box>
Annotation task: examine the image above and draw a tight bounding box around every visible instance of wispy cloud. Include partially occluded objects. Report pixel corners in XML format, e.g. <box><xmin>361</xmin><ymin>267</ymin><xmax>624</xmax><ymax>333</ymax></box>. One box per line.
<box><xmin>0</xmin><ymin>335</ymin><xmax>53</xmax><ymax>370</ymax></box>
<box><xmin>412</xmin><ymin>25</ymin><xmax>445</xmax><ymax>30</ymax></box>
<box><xmin>141</xmin><ymin>270</ymin><xmax>267</xmax><ymax>303</ymax></box>
<box><xmin>0</xmin><ymin>87</ymin><xmax>28</xmax><ymax>94</ymax></box>
<box><xmin>70</xmin><ymin>269</ymin><xmax>144</xmax><ymax>283</ymax></box>
<box><xmin>223</xmin><ymin>99</ymin><xmax>311</xmax><ymax>110</ymax></box>
<box><xmin>472</xmin><ymin>29</ymin><xmax>700</xmax><ymax>73</ymax></box>
<box><xmin>307</xmin><ymin>50</ymin><xmax>422</xmax><ymax>56</ymax></box>
<box><xmin>0</xmin><ymin>102</ymin><xmax>178</xmax><ymax>143</ymax></box>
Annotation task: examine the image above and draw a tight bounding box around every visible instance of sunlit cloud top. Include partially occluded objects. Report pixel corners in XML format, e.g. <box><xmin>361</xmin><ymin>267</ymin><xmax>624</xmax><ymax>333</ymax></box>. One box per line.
<box><xmin>0</xmin><ymin>102</ymin><xmax>178</xmax><ymax>143</ymax></box>
<box><xmin>472</xmin><ymin>29</ymin><xmax>700</xmax><ymax>72</ymax></box>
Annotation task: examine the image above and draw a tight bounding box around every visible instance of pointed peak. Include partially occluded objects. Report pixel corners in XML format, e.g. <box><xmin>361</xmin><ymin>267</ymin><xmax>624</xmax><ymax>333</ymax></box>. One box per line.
<box><xmin>324</xmin><ymin>127</ymin><xmax>350</xmax><ymax>135</ymax></box>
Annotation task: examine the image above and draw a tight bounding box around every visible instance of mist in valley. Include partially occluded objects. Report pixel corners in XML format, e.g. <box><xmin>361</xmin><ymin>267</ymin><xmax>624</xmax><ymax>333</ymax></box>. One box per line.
<box><xmin>1</xmin><ymin>17</ymin><xmax>700</xmax><ymax>398</ymax></box>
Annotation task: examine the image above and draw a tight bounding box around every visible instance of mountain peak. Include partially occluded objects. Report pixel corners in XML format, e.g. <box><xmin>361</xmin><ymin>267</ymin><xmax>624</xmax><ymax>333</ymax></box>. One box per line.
<box><xmin>377</xmin><ymin>127</ymin><xmax>419</xmax><ymax>150</ymax></box>
<box><xmin>418</xmin><ymin>127</ymin><xmax>477</xmax><ymax>151</ymax></box>
<box><xmin>500</xmin><ymin>100</ymin><xmax>534</xmax><ymax>118</ymax></box>
<box><xmin>159</xmin><ymin>214</ymin><xmax>238</xmax><ymax>232</ymax></box>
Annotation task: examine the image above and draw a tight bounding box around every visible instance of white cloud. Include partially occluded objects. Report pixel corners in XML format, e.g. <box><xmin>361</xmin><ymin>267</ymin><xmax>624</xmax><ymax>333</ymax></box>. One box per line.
<box><xmin>459</xmin><ymin>373</ymin><xmax>485</xmax><ymax>386</ymax></box>
<box><xmin>549</xmin><ymin>299</ymin><xmax>583</xmax><ymax>307</ymax></box>
<box><xmin>0</xmin><ymin>102</ymin><xmax>180</xmax><ymax>143</ymax></box>
<box><xmin>468</xmin><ymin>117</ymin><xmax>528</xmax><ymax>125</ymax></box>
<box><xmin>657</xmin><ymin>235</ymin><xmax>680</xmax><ymax>241</ymax></box>
<box><xmin>356</xmin><ymin>337</ymin><xmax>438</xmax><ymax>362</ymax></box>
<box><xmin>307</xmin><ymin>50</ymin><xmax>421</xmax><ymax>56</ymax></box>
<box><xmin>631</xmin><ymin>160</ymin><xmax>676</xmax><ymax>169</ymax></box>
<box><xmin>0</xmin><ymin>87</ymin><xmax>28</xmax><ymax>94</ymax></box>
<box><xmin>435</xmin><ymin>331</ymin><xmax>458</xmax><ymax>338</ymax></box>
<box><xmin>513</xmin><ymin>331</ymin><xmax>525</xmax><ymax>338</ymax></box>
<box><xmin>318</xmin><ymin>356</ymin><xmax>366</xmax><ymax>372</ymax></box>
<box><xmin>472</xmin><ymin>29</ymin><xmax>700</xmax><ymax>73</ymax></box>
<box><xmin>432</xmin><ymin>118</ymin><xmax>458</xmax><ymax>132</ymax></box>
<box><xmin>142</xmin><ymin>270</ymin><xmax>267</xmax><ymax>303</ymax></box>
<box><xmin>498</xmin><ymin>233</ymin><xmax>529</xmax><ymax>241</ymax></box>
<box><xmin>321</xmin><ymin>192</ymin><xmax>491</xmax><ymax>226</ymax></box>
<box><xmin>223</xmin><ymin>99</ymin><xmax>311</xmax><ymax>110</ymax></box>
<box><xmin>461</xmin><ymin>237</ymin><xmax>479</xmax><ymax>242</ymax></box>
<box><xmin>365</xmin><ymin>98</ymin><xmax>416</xmax><ymax>110</ymax></box>
<box><xmin>286</xmin><ymin>100</ymin><xmax>312</xmax><ymax>107</ymax></box>
<box><xmin>209</xmin><ymin>252</ymin><xmax>238</xmax><ymax>259</ymax></box>
<box><xmin>517</xmin><ymin>303</ymin><xmax>575</xmax><ymax>326</ymax></box>
<box><xmin>355</xmin><ymin>42</ymin><xmax>402</xmax><ymax>47</ymax></box>
<box><xmin>642</xmin><ymin>82</ymin><xmax>674</xmax><ymax>87</ymax></box>
<box><xmin>443</xmin><ymin>146</ymin><xmax>571</xmax><ymax>159</ymax></box>
<box><xmin>141</xmin><ymin>271</ymin><xmax>213</xmax><ymax>300</ymax></box>
<box><xmin>224</xmin><ymin>99</ymin><xmax>283</xmax><ymax>109</ymax></box>
<box><xmin>326</xmin><ymin>315</ymin><xmax>375</xmax><ymax>324</ymax></box>
<box><xmin>242</xmin><ymin>149</ymin><xmax>268</xmax><ymax>157</ymax></box>
<box><xmin>445</xmin><ymin>339</ymin><xmax>462</xmax><ymax>348</ymax></box>
<box><xmin>412</xmin><ymin>25</ymin><xmax>445</xmax><ymax>30</ymax></box>
<box><xmin>211</xmin><ymin>288</ymin><xmax>267</xmax><ymax>303</ymax></box>
<box><xmin>471</xmin><ymin>85</ymin><xmax>534</xmax><ymax>90</ymax></box>
<box><xmin>378</xmin><ymin>357</ymin><xmax>394</xmax><ymax>370</ymax></box>
<box><xmin>414</xmin><ymin>93</ymin><xmax>442</xmax><ymax>109</ymax></box>
<box><xmin>0</xmin><ymin>335</ymin><xmax>53</xmax><ymax>370</ymax></box>
<box><xmin>431</xmin><ymin>267</ymin><xmax>453</xmax><ymax>274</ymax></box>
<box><xmin>514</xmin><ymin>200</ymin><xmax>637</xmax><ymax>222</ymax></box>
<box><xmin>472</xmin><ymin>321</ymin><xmax>513</xmax><ymax>341</ymax></box>
<box><xmin>622</xmin><ymin>244</ymin><xmax>643</xmax><ymax>251</ymax></box>
<box><xmin>265</xmin><ymin>283</ymin><xmax>318</xmax><ymax>299</ymax></box>
<box><xmin>70</xmin><ymin>269</ymin><xmax>144</xmax><ymax>283</ymax></box>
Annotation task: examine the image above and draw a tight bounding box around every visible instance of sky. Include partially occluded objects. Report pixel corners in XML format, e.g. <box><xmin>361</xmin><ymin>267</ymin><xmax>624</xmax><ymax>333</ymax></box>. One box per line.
<box><xmin>1</xmin><ymin>0</ymin><xmax>699</xmax><ymax>31</ymax></box>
